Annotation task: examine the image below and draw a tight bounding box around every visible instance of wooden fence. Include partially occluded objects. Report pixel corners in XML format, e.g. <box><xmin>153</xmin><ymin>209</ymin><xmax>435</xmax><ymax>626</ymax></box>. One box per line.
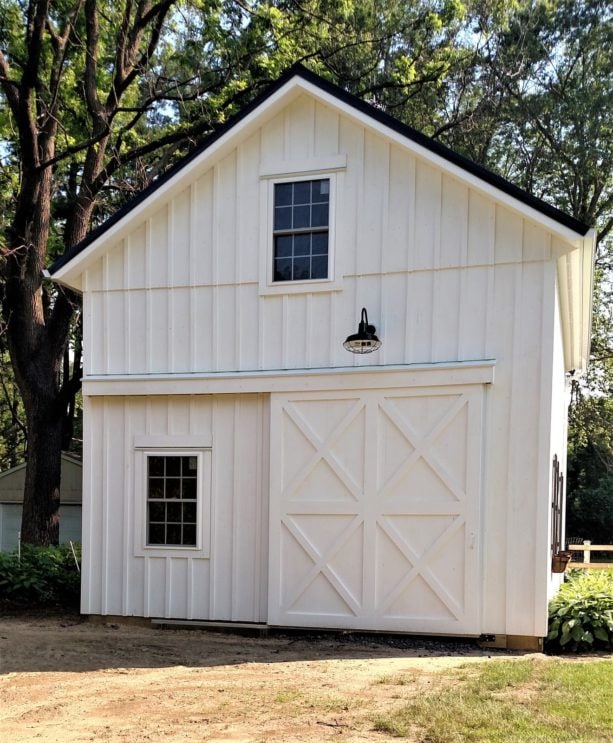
<box><xmin>567</xmin><ymin>542</ymin><xmax>613</xmax><ymax>569</ymax></box>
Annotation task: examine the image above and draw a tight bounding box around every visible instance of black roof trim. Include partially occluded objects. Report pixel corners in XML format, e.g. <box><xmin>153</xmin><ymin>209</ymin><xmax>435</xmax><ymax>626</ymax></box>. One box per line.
<box><xmin>49</xmin><ymin>64</ymin><xmax>590</xmax><ymax>275</ymax></box>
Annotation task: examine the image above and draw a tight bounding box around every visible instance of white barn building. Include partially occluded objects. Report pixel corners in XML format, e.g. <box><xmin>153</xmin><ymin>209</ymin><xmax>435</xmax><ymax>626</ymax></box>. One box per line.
<box><xmin>48</xmin><ymin>66</ymin><xmax>594</xmax><ymax>648</ymax></box>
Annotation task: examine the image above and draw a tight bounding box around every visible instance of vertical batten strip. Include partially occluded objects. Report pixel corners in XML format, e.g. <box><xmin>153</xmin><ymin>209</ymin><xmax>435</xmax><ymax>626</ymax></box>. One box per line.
<box><xmin>305</xmin><ymin>293</ymin><xmax>313</xmax><ymax>368</ymax></box>
<box><xmin>208</xmin><ymin>397</ymin><xmax>217</xmax><ymax>618</ymax></box>
<box><xmin>165</xmin><ymin>556</ymin><xmax>172</xmax><ymax>618</ymax></box>
<box><xmin>259</xmin><ymin>395</ymin><xmax>270</xmax><ymax>621</ymax></box>
<box><xmin>81</xmin><ymin>396</ymin><xmax>94</xmax><ymax>613</ymax></box>
<box><xmin>505</xmin><ymin>261</ymin><xmax>525</xmax><ymax>633</ymax></box>
<box><xmin>429</xmin><ymin>171</ymin><xmax>443</xmax><ymax>363</ymax></box>
<box><xmin>404</xmin><ymin>156</ymin><xmax>417</xmax><ymax>363</ymax></box>
<box><xmin>186</xmin><ymin>558</ymin><xmax>194</xmax><ymax>620</ymax></box>
<box><xmin>145</xmin><ymin>220</ymin><xmax>153</xmax><ymax>373</ymax></box>
<box><xmin>103</xmin><ymin>254</ymin><xmax>110</xmax><ymax>374</ymax></box>
<box><xmin>167</xmin><ymin>202</ymin><xmax>175</xmax><ymax>373</ymax></box>
<box><xmin>212</xmin><ymin>167</ymin><xmax>220</xmax><ymax>371</ymax></box>
<box><xmin>189</xmin><ymin>181</ymin><xmax>197</xmax><ymax>372</ymax></box>
<box><xmin>235</xmin><ymin>153</ymin><xmax>242</xmax><ymax>370</ymax></box>
<box><xmin>253</xmin><ymin>394</ymin><xmax>263</xmax><ymax>620</ymax></box>
<box><xmin>231</xmin><ymin>398</ymin><xmax>240</xmax><ymax>619</ymax></box>
<box><xmin>328</xmin><ymin>291</ymin><xmax>337</xmax><ymax>367</ymax></box>
<box><xmin>143</xmin><ymin>400</ymin><xmax>151</xmax><ymax>616</ymax></box>
<box><xmin>122</xmin><ymin>398</ymin><xmax>131</xmax><ymax>615</ymax></box>
<box><xmin>124</xmin><ymin>237</ymin><xmax>132</xmax><ymax>373</ymax></box>
<box><xmin>283</xmin><ymin>107</ymin><xmax>290</xmax><ymax>158</ymax></box>
<box><xmin>101</xmin><ymin>399</ymin><xmax>110</xmax><ymax>613</ymax></box>
<box><xmin>281</xmin><ymin>295</ymin><xmax>289</xmax><ymax>369</ymax></box>
<box><xmin>143</xmin><ymin>555</ymin><xmax>150</xmax><ymax>617</ymax></box>
<box><xmin>534</xmin><ymin>259</ymin><xmax>555</xmax><ymax>635</ymax></box>
<box><xmin>379</xmin><ymin>146</ymin><xmax>391</xmax><ymax>365</ymax></box>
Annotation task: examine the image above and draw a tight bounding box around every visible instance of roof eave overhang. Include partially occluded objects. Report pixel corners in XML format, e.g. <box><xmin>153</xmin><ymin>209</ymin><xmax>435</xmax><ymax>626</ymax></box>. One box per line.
<box><xmin>557</xmin><ymin>228</ymin><xmax>596</xmax><ymax>373</ymax></box>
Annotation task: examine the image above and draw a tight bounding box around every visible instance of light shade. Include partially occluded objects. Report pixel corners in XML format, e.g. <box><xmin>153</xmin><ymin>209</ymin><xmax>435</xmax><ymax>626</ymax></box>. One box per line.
<box><xmin>343</xmin><ymin>307</ymin><xmax>382</xmax><ymax>354</ymax></box>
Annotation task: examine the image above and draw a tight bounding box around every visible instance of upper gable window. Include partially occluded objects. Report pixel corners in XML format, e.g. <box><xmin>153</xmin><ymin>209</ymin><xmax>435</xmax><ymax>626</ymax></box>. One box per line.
<box><xmin>273</xmin><ymin>178</ymin><xmax>329</xmax><ymax>282</ymax></box>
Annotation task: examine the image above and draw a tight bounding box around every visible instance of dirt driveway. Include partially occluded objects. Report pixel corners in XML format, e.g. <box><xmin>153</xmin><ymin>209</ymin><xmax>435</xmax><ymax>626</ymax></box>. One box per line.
<box><xmin>0</xmin><ymin>613</ymin><xmax>531</xmax><ymax>742</ymax></box>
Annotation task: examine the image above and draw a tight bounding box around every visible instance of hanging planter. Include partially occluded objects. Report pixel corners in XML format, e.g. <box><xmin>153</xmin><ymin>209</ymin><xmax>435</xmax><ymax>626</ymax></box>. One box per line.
<box><xmin>551</xmin><ymin>551</ymin><xmax>573</xmax><ymax>573</ymax></box>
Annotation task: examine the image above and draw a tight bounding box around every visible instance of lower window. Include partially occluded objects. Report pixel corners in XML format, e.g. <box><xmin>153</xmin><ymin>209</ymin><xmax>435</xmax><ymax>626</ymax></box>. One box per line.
<box><xmin>147</xmin><ymin>455</ymin><xmax>198</xmax><ymax>546</ymax></box>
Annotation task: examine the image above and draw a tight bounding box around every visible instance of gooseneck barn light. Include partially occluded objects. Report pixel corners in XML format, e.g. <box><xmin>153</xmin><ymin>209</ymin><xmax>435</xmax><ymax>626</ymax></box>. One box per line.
<box><xmin>343</xmin><ymin>307</ymin><xmax>382</xmax><ymax>354</ymax></box>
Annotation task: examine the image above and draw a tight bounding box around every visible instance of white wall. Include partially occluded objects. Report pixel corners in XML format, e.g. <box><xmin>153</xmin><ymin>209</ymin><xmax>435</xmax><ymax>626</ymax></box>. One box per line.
<box><xmin>82</xmin><ymin>394</ymin><xmax>269</xmax><ymax>621</ymax></box>
<box><xmin>82</xmin><ymin>95</ymin><xmax>563</xmax><ymax>378</ymax></box>
<box><xmin>80</xmin><ymin>93</ymin><xmax>568</xmax><ymax>635</ymax></box>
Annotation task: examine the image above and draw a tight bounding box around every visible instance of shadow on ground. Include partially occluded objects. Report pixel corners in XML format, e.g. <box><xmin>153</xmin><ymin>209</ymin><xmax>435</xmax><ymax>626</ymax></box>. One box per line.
<box><xmin>0</xmin><ymin>610</ymin><xmax>520</xmax><ymax>674</ymax></box>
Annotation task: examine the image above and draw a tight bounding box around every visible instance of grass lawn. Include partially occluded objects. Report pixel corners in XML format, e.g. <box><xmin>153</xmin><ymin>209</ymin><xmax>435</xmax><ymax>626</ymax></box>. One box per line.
<box><xmin>373</xmin><ymin>658</ymin><xmax>613</xmax><ymax>742</ymax></box>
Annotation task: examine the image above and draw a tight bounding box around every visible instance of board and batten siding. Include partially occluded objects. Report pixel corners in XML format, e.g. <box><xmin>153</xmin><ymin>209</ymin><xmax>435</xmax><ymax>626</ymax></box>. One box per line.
<box><xmin>80</xmin><ymin>93</ymin><xmax>568</xmax><ymax>636</ymax></box>
<box><xmin>82</xmin><ymin>394</ymin><xmax>269</xmax><ymax>620</ymax></box>
<box><xmin>82</xmin><ymin>94</ymin><xmax>567</xmax><ymax>377</ymax></box>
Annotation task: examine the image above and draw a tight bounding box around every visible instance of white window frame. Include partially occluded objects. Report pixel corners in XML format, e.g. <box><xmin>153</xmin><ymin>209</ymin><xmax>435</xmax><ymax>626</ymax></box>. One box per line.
<box><xmin>259</xmin><ymin>167</ymin><xmax>343</xmax><ymax>295</ymax></box>
<box><xmin>133</xmin><ymin>445</ymin><xmax>212</xmax><ymax>558</ymax></box>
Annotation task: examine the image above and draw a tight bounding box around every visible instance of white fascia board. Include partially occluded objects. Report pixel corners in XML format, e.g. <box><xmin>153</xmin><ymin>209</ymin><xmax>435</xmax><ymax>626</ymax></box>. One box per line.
<box><xmin>82</xmin><ymin>360</ymin><xmax>496</xmax><ymax>397</ymax></box>
<box><xmin>557</xmin><ymin>228</ymin><xmax>596</xmax><ymax>372</ymax></box>
<box><xmin>50</xmin><ymin>79</ymin><xmax>308</xmax><ymax>287</ymax></box>
<box><xmin>294</xmin><ymin>78</ymin><xmax>586</xmax><ymax>246</ymax></box>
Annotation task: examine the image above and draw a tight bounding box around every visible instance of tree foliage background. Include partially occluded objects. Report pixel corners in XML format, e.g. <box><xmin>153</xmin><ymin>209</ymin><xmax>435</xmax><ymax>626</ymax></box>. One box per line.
<box><xmin>0</xmin><ymin>0</ymin><xmax>611</xmax><ymax>544</ymax></box>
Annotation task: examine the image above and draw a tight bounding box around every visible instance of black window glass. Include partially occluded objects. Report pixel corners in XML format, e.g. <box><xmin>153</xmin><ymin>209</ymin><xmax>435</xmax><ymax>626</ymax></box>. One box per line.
<box><xmin>311</xmin><ymin>255</ymin><xmax>328</xmax><ymax>280</ymax></box>
<box><xmin>294</xmin><ymin>234</ymin><xmax>311</xmax><ymax>256</ymax></box>
<box><xmin>183</xmin><ymin>524</ymin><xmax>197</xmax><ymax>546</ymax></box>
<box><xmin>275</xmin><ymin>235</ymin><xmax>292</xmax><ymax>258</ymax></box>
<box><xmin>293</xmin><ymin>181</ymin><xmax>311</xmax><ymax>204</ymax></box>
<box><xmin>274</xmin><ymin>206</ymin><xmax>292</xmax><ymax>231</ymax></box>
<box><xmin>149</xmin><ymin>502</ymin><xmax>165</xmax><ymax>522</ymax></box>
<box><xmin>273</xmin><ymin>179</ymin><xmax>330</xmax><ymax>282</ymax></box>
<box><xmin>147</xmin><ymin>455</ymin><xmax>198</xmax><ymax>547</ymax></box>
<box><xmin>274</xmin><ymin>258</ymin><xmax>292</xmax><ymax>282</ymax></box>
<box><xmin>148</xmin><ymin>457</ymin><xmax>165</xmax><ymax>477</ymax></box>
<box><xmin>166</xmin><ymin>524</ymin><xmax>182</xmax><ymax>545</ymax></box>
<box><xmin>148</xmin><ymin>523</ymin><xmax>165</xmax><ymax>545</ymax></box>
<box><xmin>293</xmin><ymin>257</ymin><xmax>310</xmax><ymax>280</ymax></box>
<box><xmin>312</xmin><ymin>179</ymin><xmax>330</xmax><ymax>202</ymax></box>
<box><xmin>311</xmin><ymin>204</ymin><xmax>328</xmax><ymax>228</ymax></box>
<box><xmin>312</xmin><ymin>232</ymin><xmax>328</xmax><ymax>255</ymax></box>
<box><xmin>182</xmin><ymin>478</ymin><xmax>197</xmax><ymax>500</ymax></box>
<box><xmin>275</xmin><ymin>182</ymin><xmax>293</xmax><ymax>206</ymax></box>
<box><xmin>166</xmin><ymin>502</ymin><xmax>182</xmax><ymax>522</ymax></box>
<box><xmin>183</xmin><ymin>502</ymin><xmax>197</xmax><ymax>523</ymax></box>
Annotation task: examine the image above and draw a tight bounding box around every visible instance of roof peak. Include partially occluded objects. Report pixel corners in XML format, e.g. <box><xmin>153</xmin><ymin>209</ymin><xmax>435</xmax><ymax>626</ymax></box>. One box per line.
<box><xmin>49</xmin><ymin>64</ymin><xmax>590</xmax><ymax>277</ymax></box>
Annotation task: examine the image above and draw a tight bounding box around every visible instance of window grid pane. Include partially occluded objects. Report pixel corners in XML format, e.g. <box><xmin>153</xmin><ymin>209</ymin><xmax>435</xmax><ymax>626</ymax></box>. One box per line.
<box><xmin>147</xmin><ymin>455</ymin><xmax>197</xmax><ymax>546</ymax></box>
<box><xmin>273</xmin><ymin>179</ymin><xmax>329</xmax><ymax>282</ymax></box>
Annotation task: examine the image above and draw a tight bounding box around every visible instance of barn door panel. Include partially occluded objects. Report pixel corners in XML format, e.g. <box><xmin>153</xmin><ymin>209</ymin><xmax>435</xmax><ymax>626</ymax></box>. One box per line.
<box><xmin>268</xmin><ymin>386</ymin><xmax>484</xmax><ymax>634</ymax></box>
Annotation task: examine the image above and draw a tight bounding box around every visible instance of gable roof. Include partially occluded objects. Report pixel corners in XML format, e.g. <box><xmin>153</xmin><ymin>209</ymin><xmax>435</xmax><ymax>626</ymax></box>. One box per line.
<box><xmin>48</xmin><ymin>63</ymin><xmax>590</xmax><ymax>279</ymax></box>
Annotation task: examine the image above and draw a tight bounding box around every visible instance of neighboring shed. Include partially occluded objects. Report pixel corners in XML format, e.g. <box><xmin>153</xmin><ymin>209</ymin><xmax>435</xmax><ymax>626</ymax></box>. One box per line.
<box><xmin>0</xmin><ymin>453</ymin><xmax>82</xmax><ymax>551</ymax></box>
<box><xmin>47</xmin><ymin>65</ymin><xmax>594</xmax><ymax>648</ymax></box>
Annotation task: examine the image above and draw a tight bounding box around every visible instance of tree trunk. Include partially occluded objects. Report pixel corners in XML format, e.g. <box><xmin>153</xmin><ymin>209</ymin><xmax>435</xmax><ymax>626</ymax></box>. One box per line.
<box><xmin>20</xmin><ymin>397</ymin><xmax>64</xmax><ymax>545</ymax></box>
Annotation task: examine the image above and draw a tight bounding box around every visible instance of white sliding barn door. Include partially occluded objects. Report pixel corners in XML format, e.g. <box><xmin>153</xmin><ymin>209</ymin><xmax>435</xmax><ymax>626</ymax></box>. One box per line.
<box><xmin>268</xmin><ymin>386</ymin><xmax>484</xmax><ymax>634</ymax></box>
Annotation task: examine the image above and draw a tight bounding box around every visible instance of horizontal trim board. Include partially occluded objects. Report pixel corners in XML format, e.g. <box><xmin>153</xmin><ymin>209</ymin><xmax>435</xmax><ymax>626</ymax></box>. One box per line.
<box><xmin>83</xmin><ymin>360</ymin><xmax>495</xmax><ymax>396</ymax></box>
<box><xmin>259</xmin><ymin>154</ymin><xmax>347</xmax><ymax>178</ymax></box>
<box><xmin>133</xmin><ymin>434</ymin><xmax>212</xmax><ymax>449</ymax></box>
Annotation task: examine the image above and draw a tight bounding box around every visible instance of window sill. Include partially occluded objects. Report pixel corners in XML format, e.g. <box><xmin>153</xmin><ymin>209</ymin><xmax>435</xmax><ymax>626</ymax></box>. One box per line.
<box><xmin>259</xmin><ymin>277</ymin><xmax>344</xmax><ymax>296</ymax></box>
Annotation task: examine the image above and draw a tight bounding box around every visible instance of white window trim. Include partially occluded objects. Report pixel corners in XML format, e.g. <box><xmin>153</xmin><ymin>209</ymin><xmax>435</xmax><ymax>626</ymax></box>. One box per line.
<box><xmin>259</xmin><ymin>169</ymin><xmax>343</xmax><ymax>296</ymax></box>
<box><xmin>133</xmin><ymin>447</ymin><xmax>212</xmax><ymax>558</ymax></box>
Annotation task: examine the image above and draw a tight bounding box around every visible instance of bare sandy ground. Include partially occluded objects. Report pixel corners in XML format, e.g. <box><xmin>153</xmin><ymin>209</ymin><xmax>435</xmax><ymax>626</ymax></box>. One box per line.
<box><xmin>0</xmin><ymin>613</ymin><xmax>537</xmax><ymax>742</ymax></box>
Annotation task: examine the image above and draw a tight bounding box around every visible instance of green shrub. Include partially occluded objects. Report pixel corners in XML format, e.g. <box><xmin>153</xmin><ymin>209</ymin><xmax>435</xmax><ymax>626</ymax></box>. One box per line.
<box><xmin>0</xmin><ymin>543</ymin><xmax>81</xmax><ymax>608</ymax></box>
<box><xmin>547</xmin><ymin>569</ymin><xmax>613</xmax><ymax>653</ymax></box>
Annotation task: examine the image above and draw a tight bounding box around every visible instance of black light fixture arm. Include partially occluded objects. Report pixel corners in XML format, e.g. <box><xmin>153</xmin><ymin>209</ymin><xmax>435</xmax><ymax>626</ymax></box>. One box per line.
<box><xmin>359</xmin><ymin>308</ymin><xmax>376</xmax><ymax>335</ymax></box>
